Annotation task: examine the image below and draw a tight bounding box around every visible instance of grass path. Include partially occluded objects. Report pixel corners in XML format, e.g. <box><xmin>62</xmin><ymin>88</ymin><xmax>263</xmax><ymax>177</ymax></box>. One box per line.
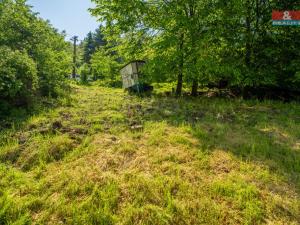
<box><xmin>0</xmin><ymin>85</ymin><xmax>299</xmax><ymax>224</ymax></box>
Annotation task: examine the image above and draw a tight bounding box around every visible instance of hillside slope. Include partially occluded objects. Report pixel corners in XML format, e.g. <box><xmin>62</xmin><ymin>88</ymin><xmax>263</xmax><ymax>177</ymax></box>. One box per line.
<box><xmin>0</xmin><ymin>85</ymin><xmax>299</xmax><ymax>224</ymax></box>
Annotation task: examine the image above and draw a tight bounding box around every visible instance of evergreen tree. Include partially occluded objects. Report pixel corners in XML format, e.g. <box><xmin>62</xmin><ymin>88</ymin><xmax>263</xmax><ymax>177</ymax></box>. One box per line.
<box><xmin>93</xmin><ymin>25</ymin><xmax>107</xmax><ymax>49</ymax></box>
<box><xmin>82</xmin><ymin>26</ymin><xmax>107</xmax><ymax>64</ymax></box>
<box><xmin>83</xmin><ymin>32</ymin><xmax>94</xmax><ymax>64</ymax></box>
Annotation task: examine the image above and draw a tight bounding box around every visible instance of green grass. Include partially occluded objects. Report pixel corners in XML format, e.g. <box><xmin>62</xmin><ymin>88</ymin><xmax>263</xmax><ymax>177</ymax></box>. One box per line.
<box><xmin>0</xmin><ymin>84</ymin><xmax>299</xmax><ymax>224</ymax></box>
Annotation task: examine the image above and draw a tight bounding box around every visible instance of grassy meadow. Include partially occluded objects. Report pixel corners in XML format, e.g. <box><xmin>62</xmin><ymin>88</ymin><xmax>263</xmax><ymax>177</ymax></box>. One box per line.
<box><xmin>0</xmin><ymin>84</ymin><xmax>299</xmax><ymax>224</ymax></box>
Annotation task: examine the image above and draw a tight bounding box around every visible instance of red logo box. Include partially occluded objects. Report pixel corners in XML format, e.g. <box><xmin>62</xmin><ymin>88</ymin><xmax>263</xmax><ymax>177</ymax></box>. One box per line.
<box><xmin>272</xmin><ymin>11</ymin><xmax>300</xmax><ymax>20</ymax></box>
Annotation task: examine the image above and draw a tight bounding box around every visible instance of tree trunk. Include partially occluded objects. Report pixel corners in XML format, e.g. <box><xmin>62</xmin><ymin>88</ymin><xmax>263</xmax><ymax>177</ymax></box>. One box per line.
<box><xmin>191</xmin><ymin>79</ymin><xmax>198</xmax><ymax>97</ymax></box>
<box><xmin>71</xmin><ymin>36</ymin><xmax>78</xmax><ymax>78</ymax></box>
<box><xmin>176</xmin><ymin>71</ymin><xmax>183</xmax><ymax>97</ymax></box>
<box><xmin>245</xmin><ymin>0</ymin><xmax>251</xmax><ymax>67</ymax></box>
<box><xmin>176</xmin><ymin>34</ymin><xmax>184</xmax><ymax>97</ymax></box>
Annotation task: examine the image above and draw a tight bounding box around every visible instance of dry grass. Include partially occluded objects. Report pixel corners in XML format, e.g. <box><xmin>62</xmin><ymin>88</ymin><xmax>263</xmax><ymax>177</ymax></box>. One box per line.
<box><xmin>0</xmin><ymin>84</ymin><xmax>299</xmax><ymax>224</ymax></box>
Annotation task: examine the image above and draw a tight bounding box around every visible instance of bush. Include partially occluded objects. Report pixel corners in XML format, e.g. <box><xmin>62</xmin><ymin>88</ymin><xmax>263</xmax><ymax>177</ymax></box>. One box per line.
<box><xmin>0</xmin><ymin>46</ymin><xmax>37</xmax><ymax>106</ymax></box>
<box><xmin>0</xmin><ymin>0</ymin><xmax>72</xmax><ymax>113</ymax></box>
<box><xmin>36</xmin><ymin>49</ymin><xmax>71</xmax><ymax>97</ymax></box>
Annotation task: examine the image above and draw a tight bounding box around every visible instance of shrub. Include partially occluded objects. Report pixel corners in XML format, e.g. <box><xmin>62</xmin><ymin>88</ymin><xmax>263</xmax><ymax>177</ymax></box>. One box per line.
<box><xmin>0</xmin><ymin>46</ymin><xmax>37</xmax><ymax>106</ymax></box>
<box><xmin>36</xmin><ymin>48</ymin><xmax>71</xmax><ymax>97</ymax></box>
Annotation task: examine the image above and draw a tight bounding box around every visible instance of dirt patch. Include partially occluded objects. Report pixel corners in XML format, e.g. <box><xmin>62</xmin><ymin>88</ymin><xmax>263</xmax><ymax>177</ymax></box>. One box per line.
<box><xmin>52</xmin><ymin>121</ymin><xmax>63</xmax><ymax>130</ymax></box>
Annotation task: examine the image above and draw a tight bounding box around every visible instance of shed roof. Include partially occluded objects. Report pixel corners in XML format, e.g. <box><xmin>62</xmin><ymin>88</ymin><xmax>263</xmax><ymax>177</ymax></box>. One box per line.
<box><xmin>120</xmin><ymin>60</ymin><xmax>146</xmax><ymax>70</ymax></box>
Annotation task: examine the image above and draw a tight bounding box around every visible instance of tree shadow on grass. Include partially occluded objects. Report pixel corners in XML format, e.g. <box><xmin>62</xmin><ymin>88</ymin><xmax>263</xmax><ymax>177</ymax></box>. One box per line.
<box><xmin>138</xmin><ymin>95</ymin><xmax>300</xmax><ymax>190</ymax></box>
<box><xmin>0</xmin><ymin>95</ymin><xmax>72</xmax><ymax>134</ymax></box>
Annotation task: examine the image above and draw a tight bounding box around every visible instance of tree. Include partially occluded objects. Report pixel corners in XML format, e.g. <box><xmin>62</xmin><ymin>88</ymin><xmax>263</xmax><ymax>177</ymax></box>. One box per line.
<box><xmin>71</xmin><ymin>36</ymin><xmax>79</xmax><ymax>78</ymax></box>
<box><xmin>93</xmin><ymin>25</ymin><xmax>107</xmax><ymax>49</ymax></box>
<box><xmin>80</xmin><ymin>26</ymin><xmax>108</xmax><ymax>81</ymax></box>
<box><xmin>90</xmin><ymin>48</ymin><xmax>120</xmax><ymax>85</ymax></box>
<box><xmin>90</xmin><ymin>0</ymin><xmax>300</xmax><ymax>97</ymax></box>
<box><xmin>82</xmin><ymin>26</ymin><xmax>107</xmax><ymax>65</ymax></box>
<box><xmin>90</xmin><ymin>0</ymin><xmax>215</xmax><ymax>95</ymax></box>
<box><xmin>83</xmin><ymin>32</ymin><xmax>94</xmax><ymax>64</ymax></box>
<box><xmin>0</xmin><ymin>0</ymin><xmax>72</xmax><ymax>108</ymax></box>
<box><xmin>215</xmin><ymin>0</ymin><xmax>300</xmax><ymax>93</ymax></box>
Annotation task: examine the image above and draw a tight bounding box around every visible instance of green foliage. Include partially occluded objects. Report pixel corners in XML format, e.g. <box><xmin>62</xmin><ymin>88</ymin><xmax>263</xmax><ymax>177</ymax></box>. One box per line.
<box><xmin>79</xmin><ymin>63</ymin><xmax>91</xmax><ymax>84</ymax></box>
<box><xmin>214</xmin><ymin>0</ymin><xmax>300</xmax><ymax>90</ymax></box>
<box><xmin>0</xmin><ymin>46</ymin><xmax>37</xmax><ymax>104</ymax></box>
<box><xmin>90</xmin><ymin>0</ymin><xmax>300</xmax><ymax>95</ymax></box>
<box><xmin>0</xmin><ymin>0</ymin><xmax>72</xmax><ymax>110</ymax></box>
<box><xmin>83</xmin><ymin>32</ymin><xmax>95</xmax><ymax>64</ymax></box>
<box><xmin>90</xmin><ymin>48</ymin><xmax>121</xmax><ymax>86</ymax></box>
<box><xmin>36</xmin><ymin>48</ymin><xmax>71</xmax><ymax>97</ymax></box>
<box><xmin>82</xmin><ymin>26</ymin><xmax>107</xmax><ymax>65</ymax></box>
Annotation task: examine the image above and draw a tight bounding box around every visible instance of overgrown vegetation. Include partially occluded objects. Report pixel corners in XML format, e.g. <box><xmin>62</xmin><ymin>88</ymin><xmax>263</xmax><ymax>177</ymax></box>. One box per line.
<box><xmin>0</xmin><ymin>0</ymin><xmax>72</xmax><ymax>115</ymax></box>
<box><xmin>1</xmin><ymin>0</ymin><xmax>299</xmax><ymax>224</ymax></box>
<box><xmin>0</xmin><ymin>84</ymin><xmax>299</xmax><ymax>224</ymax></box>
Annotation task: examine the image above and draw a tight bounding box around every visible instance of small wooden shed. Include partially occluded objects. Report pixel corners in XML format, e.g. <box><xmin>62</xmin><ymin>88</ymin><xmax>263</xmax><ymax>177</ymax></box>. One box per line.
<box><xmin>120</xmin><ymin>60</ymin><xmax>146</xmax><ymax>90</ymax></box>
